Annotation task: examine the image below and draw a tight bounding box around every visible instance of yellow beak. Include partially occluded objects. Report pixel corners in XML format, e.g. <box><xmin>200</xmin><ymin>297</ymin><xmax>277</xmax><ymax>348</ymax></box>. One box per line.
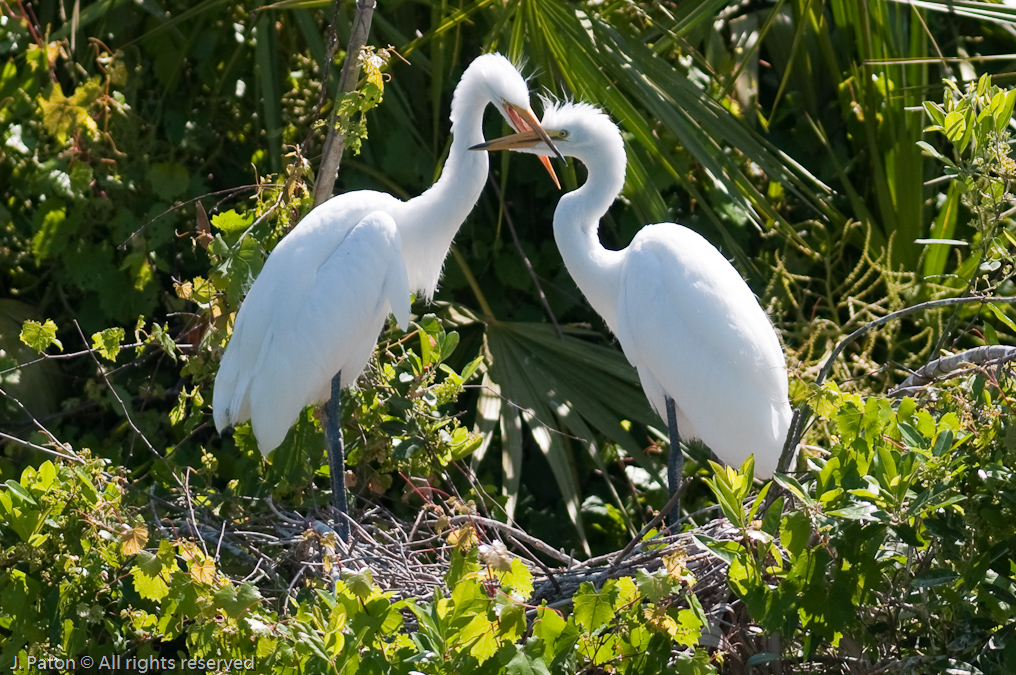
<box><xmin>476</xmin><ymin>103</ymin><xmax>562</xmax><ymax>190</ymax></box>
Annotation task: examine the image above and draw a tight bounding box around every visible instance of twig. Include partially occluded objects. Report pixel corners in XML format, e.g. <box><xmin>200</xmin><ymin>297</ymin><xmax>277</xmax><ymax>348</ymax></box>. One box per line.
<box><xmin>118</xmin><ymin>184</ymin><xmax>265</xmax><ymax>248</ymax></box>
<box><xmin>0</xmin><ymin>342</ymin><xmax>146</xmax><ymax>377</ymax></box>
<box><xmin>183</xmin><ymin>468</ymin><xmax>209</xmax><ymax>557</ymax></box>
<box><xmin>447</xmin><ymin>515</ymin><xmax>574</xmax><ymax>565</ymax></box>
<box><xmin>0</xmin><ymin>383</ymin><xmax>83</xmax><ymax>463</ymax></box>
<box><xmin>71</xmin><ymin>320</ymin><xmax>183</xmax><ymax>486</ymax></box>
<box><xmin>777</xmin><ymin>294</ymin><xmax>1016</xmax><ymax>472</ymax></box>
<box><xmin>488</xmin><ymin>175</ymin><xmax>562</xmax><ymax>338</ymax></box>
<box><xmin>610</xmin><ymin>480</ymin><xmax>686</xmax><ymax>570</ymax></box>
<box><xmin>313</xmin><ymin>0</ymin><xmax>377</xmax><ymax>205</ymax></box>
<box><xmin>0</xmin><ymin>430</ymin><xmax>83</xmax><ymax>463</ymax></box>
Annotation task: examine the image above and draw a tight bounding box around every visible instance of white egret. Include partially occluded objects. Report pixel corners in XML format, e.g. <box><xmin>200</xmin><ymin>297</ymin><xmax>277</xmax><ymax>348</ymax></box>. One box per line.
<box><xmin>213</xmin><ymin>53</ymin><xmax>561</xmax><ymax>540</ymax></box>
<box><xmin>473</xmin><ymin>101</ymin><xmax>792</xmax><ymax>525</ymax></box>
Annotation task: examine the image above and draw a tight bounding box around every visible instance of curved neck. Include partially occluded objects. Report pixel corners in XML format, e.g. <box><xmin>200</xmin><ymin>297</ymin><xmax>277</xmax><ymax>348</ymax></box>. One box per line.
<box><xmin>553</xmin><ymin>143</ymin><xmax>628</xmax><ymax>334</ymax></box>
<box><xmin>399</xmin><ymin>85</ymin><xmax>492</xmax><ymax>299</ymax></box>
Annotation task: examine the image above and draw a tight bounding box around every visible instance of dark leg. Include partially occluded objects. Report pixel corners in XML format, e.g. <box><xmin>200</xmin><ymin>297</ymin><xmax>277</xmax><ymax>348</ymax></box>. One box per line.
<box><xmin>665</xmin><ymin>396</ymin><xmax>683</xmax><ymax>528</ymax></box>
<box><xmin>325</xmin><ymin>371</ymin><xmax>350</xmax><ymax>542</ymax></box>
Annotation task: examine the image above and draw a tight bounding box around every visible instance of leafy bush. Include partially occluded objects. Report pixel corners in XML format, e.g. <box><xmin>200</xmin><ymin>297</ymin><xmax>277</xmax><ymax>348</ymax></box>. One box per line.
<box><xmin>3</xmin><ymin>1</ymin><xmax>1016</xmax><ymax>673</ymax></box>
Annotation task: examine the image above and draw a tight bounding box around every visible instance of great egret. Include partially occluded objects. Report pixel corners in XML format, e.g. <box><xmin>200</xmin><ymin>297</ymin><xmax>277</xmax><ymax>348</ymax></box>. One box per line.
<box><xmin>213</xmin><ymin>53</ymin><xmax>561</xmax><ymax>540</ymax></box>
<box><xmin>473</xmin><ymin>101</ymin><xmax>792</xmax><ymax>525</ymax></box>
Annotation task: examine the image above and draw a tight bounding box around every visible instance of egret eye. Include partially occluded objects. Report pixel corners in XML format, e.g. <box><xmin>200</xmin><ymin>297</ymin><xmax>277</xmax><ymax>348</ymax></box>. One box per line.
<box><xmin>558</xmin><ymin>130</ymin><xmax>570</xmax><ymax>139</ymax></box>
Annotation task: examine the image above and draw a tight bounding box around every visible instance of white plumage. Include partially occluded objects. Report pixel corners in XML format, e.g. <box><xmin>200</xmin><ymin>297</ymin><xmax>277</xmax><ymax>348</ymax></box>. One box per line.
<box><xmin>615</xmin><ymin>224</ymin><xmax>791</xmax><ymax>478</ymax></box>
<box><xmin>213</xmin><ymin>53</ymin><xmax>555</xmax><ymax>463</ymax></box>
<box><xmin>476</xmin><ymin>101</ymin><xmax>792</xmax><ymax>518</ymax></box>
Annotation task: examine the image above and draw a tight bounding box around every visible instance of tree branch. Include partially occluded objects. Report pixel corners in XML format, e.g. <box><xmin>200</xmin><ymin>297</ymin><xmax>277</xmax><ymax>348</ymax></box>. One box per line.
<box><xmin>312</xmin><ymin>0</ymin><xmax>377</xmax><ymax>206</ymax></box>
<box><xmin>777</xmin><ymin>294</ymin><xmax>1016</xmax><ymax>473</ymax></box>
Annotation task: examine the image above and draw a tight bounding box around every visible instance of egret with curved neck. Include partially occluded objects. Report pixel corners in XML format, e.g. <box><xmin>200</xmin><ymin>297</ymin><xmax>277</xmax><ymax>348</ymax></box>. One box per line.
<box><xmin>213</xmin><ymin>53</ymin><xmax>560</xmax><ymax>541</ymax></box>
<box><xmin>474</xmin><ymin>101</ymin><xmax>792</xmax><ymax>526</ymax></box>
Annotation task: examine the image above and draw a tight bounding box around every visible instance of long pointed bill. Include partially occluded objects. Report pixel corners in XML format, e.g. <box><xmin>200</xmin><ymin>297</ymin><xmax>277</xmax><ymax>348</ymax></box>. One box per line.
<box><xmin>504</xmin><ymin>104</ymin><xmax>565</xmax><ymax>162</ymax></box>
<box><xmin>477</xmin><ymin>103</ymin><xmax>562</xmax><ymax>190</ymax></box>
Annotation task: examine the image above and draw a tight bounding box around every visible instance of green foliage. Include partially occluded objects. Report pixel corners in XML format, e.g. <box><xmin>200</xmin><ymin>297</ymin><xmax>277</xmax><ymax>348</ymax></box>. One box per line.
<box><xmin>19</xmin><ymin>319</ymin><xmax>61</xmax><ymax>353</ymax></box>
<box><xmin>4</xmin><ymin>0</ymin><xmax>1016</xmax><ymax>672</ymax></box>
<box><xmin>703</xmin><ymin>379</ymin><xmax>1016</xmax><ymax>672</ymax></box>
<box><xmin>91</xmin><ymin>327</ymin><xmax>125</xmax><ymax>362</ymax></box>
<box><xmin>921</xmin><ymin>74</ymin><xmax>1016</xmax><ymax>295</ymax></box>
<box><xmin>0</xmin><ymin>455</ymin><xmax>715</xmax><ymax>673</ymax></box>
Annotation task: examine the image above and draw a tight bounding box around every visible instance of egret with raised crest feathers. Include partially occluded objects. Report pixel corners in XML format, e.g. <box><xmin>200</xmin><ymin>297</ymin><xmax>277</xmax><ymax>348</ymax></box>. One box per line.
<box><xmin>473</xmin><ymin>100</ymin><xmax>791</xmax><ymax>526</ymax></box>
<box><xmin>213</xmin><ymin>54</ymin><xmax>561</xmax><ymax>540</ymax></box>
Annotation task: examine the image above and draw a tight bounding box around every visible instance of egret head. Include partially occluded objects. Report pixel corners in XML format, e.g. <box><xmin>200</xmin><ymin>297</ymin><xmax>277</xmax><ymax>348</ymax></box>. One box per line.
<box><xmin>471</xmin><ymin>99</ymin><xmax>624</xmax><ymax>169</ymax></box>
<box><xmin>454</xmin><ymin>53</ymin><xmax>562</xmax><ymax>185</ymax></box>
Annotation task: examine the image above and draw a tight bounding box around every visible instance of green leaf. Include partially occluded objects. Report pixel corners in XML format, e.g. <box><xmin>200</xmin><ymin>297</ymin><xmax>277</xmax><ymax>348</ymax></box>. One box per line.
<box><xmin>943</xmin><ymin>110</ymin><xmax>966</xmax><ymax>143</ymax></box>
<box><xmin>915</xmin><ymin>141</ymin><xmax>950</xmax><ymax>164</ymax></box>
<box><xmin>573</xmin><ymin>580</ymin><xmax>618</xmax><ymax>632</ymax></box>
<box><xmin>38</xmin><ymin>79</ymin><xmax>101</xmax><ymax>144</ymax></box>
<box><xmin>211</xmin><ymin>209</ymin><xmax>255</xmax><ymax>235</ymax></box>
<box><xmin>217</xmin><ymin>581</ymin><xmax>262</xmax><ymax>619</ymax></box>
<box><xmin>506</xmin><ymin>650</ymin><xmax>552</xmax><ymax>675</ymax></box>
<box><xmin>986</xmin><ymin>303</ymin><xmax>1016</xmax><ymax>333</ymax></box>
<box><xmin>780</xmin><ymin>511</ymin><xmax>812</xmax><ymax>558</ymax></box>
<box><xmin>994</xmin><ymin>90</ymin><xmax>1016</xmax><ymax>133</ymax></box>
<box><xmin>341</xmin><ymin>568</ymin><xmax>375</xmax><ymax>600</ymax></box>
<box><xmin>31</xmin><ymin>206</ymin><xmax>70</xmax><ymax>261</ymax></box>
<box><xmin>923</xmin><ymin>100</ymin><xmax>946</xmax><ymax>126</ymax></box>
<box><xmin>149</xmin><ymin>162</ymin><xmax>190</xmax><ymax>201</ymax></box>
<box><xmin>533</xmin><ymin>605</ymin><xmax>567</xmax><ymax>653</ymax></box>
<box><xmin>460</xmin><ymin>614</ymin><xmax>499</xmax><ymax>664</ymax></box>
<box><xmin>912</xmin><ymin>569</ymin><xmax>960</xmax><ymax>588</ymax></box>
<box><xmin>131</xmin><ymin>565</ymin><xmax>169</xmax><ymax>602</ymax></box>
<box><xmin>91</xmin><ymin>327</ymin><xmax>125</xmax><ymax>362</ymax></box>
<box><xmin>20</xmin><ymin>319</ymin><xmax>62</xmax><ymax>353</ymax></box>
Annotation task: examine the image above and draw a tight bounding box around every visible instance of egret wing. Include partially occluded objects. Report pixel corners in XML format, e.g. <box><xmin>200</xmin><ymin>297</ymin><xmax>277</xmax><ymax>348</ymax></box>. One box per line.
<box><xmin>212</xmin><ymin>192</ymin><xmax>405</xmax><ymax>454</ymax></box>
<box><xmin>616</xmin><ymin>224</ymin><xmax>790</xmax><ymax>476</ymax></box>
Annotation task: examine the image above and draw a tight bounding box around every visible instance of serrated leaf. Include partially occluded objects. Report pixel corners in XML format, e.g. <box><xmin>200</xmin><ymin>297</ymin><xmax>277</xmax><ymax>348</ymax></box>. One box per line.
<box><xmin>20</xmin><ymin>319</ymin><xmax>62</xmax><ymax>352</ymax></box>
<box><xmin>131</xmin><ymin>565</ymin><xmax>169</xmax><ymax>601</ymax></box>
<box><xmin>38</xmin><ymin>79</ymin><xmax>101</xmax><ymax>144</ymax></box>
<box><xmin>91</xmin><ymin>327</ymin><xmax>125</xmax><ymax>362</ymax></box>
<box><xmin>136</xmin><ymin>549</ymin><xmax>163</xmax><ymax>576</ymax></box>
<box><xmin>211</xmin><ymin>209</ymin><xmax>254</xmax><ymax>235</ymax></box>
<box><xmin>573</xmin><ymin>580</ymin><xmax>618</xmax><ymax>632</ymax></box>
<box><xmin>341</xmin><ymin>568</ymin><xmax>375</xmax><ymax>599</ymax></box>
<box><xmin>120</xmin><ymin>523</ymin><xmax>148</xmax><ymax>556</ymax></box>
<box><xmin>506</xmin><ymin>650</ymin><xmax>552</xmax><ymax>675</ymax></box>
<box><xmin>459</xmin><ymin>613</ymin><xmax>499</xmax><ymax>664</ymax></box>
<box><xmin>189</xmin><ymin>556</ymin><xmax>216</xmax><ymax>585</ymax></box>
<box><xmin>217</xmin><ymin>581</ymin><xmax>262</xmax><ymax>619</ymax></box>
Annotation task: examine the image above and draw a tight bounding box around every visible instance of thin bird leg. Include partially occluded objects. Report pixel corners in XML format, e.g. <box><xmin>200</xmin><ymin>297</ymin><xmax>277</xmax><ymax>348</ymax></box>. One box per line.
<box><xmin>665</xmin><ymin>396</ymin><xmax>683</xmax><ymax>528</ymax></box>
<box><xmin>325</xmin><ymin>371</ymin><xmax>350</xmax><ymax>542</ymax></box>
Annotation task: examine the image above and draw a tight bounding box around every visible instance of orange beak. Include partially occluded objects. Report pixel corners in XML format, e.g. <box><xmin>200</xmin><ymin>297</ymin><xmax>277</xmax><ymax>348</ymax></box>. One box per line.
<box><xmin>481</xmin><ymin>102</ymin><xmax>562</xmax><ymax>190</ymax></box>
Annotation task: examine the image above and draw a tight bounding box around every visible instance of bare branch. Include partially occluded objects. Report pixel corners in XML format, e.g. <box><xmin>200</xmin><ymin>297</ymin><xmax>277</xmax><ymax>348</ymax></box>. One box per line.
<box><xmin>777</xmin><ymin>294</ymin><xmax>1016</xmax><ymax>472</ymax></box>
<box><xmin>890</xmin><ymin>345</ymin><xmax>1016</xmax><ymax>396</ymax></box>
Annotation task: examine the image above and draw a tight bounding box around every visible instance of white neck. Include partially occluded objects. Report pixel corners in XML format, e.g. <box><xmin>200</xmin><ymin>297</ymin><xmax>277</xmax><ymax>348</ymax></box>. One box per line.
<box><xmin>398</xmin><ymin>83</ymin><xmax>492</xmax><ymax>300</ymax></box>
<box><xmin>553</xmin><ymin>142</ymin><xmax>628</xmax><ymax>334</ymax></box>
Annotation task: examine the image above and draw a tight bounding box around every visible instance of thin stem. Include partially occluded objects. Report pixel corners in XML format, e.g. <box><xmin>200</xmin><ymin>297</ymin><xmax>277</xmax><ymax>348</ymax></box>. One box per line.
<box><xmin>313</xmin><ymin>0</ymin><xmax>377</xmax><ymax>206</ymax></box>
<box><xmin>777</xmin><ymin>294</ymin><xmax>1016</xmax><ymax>472</ymax></box>
<box><xmin>488</xmin><ymin>174</ymin><xmax>562</xmax><ymax>338</ymax></box>
<box><xmin>450</xmin><ymin>245</ymin><xmax>496</xmax><ymax>318</ymax></box>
